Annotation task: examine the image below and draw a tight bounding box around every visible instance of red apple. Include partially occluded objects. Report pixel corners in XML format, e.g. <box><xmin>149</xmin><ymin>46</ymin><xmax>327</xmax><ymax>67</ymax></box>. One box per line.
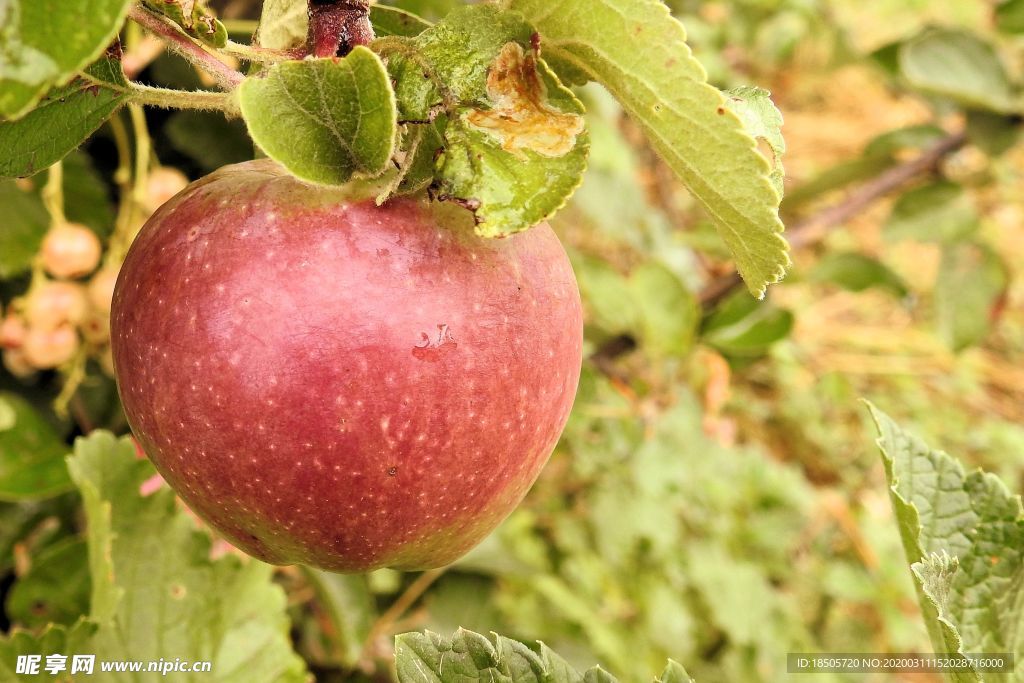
<box><xmin>111</xmin><ymin>160</ymin><xmax>583</xmax><ymax>572</ymax></box>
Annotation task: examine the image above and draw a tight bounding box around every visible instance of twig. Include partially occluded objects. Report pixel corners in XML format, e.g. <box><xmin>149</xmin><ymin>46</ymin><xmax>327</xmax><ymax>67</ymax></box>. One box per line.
<box><xmin>128</xmin><ymin>5</ymin><xmax>245</xmax><ymax>89</ymax></box>
<box><xmin>699</xmin><ymin>130</ymin><xmax>968</xmax><ymax>307</ymax></box>
<box><xmin>358</xmin><ymin>568</ymin><xmax>445</xmax><ymax>667</ymax></box>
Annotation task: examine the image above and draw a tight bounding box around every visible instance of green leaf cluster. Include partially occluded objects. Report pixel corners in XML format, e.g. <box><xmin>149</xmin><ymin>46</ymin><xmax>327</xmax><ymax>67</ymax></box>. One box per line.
<box><xmin>245</xmin><ymin>0</ymin><xmax>788</xmax><ymax>292</ymax></box>
<box><xmin>435</xmin><ymin>388</ymin><xmax>816</xmax><ymax>679</ymax></box>
<box><xmin>0</xmin><ymin>432</ymin><xmax>308</xmax><ymax>682</ymax></box>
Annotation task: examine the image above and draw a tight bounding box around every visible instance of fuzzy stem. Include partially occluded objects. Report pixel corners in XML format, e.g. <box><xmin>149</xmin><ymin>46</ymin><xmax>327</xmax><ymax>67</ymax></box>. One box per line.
<box><xmin>307</xmin><ymin>0</ymin><xmax>374</xmax><ymax>58</ymax></box>
<box><xmin>128</xmin><ymin>5</ymin><xmax>245</xmax><ymax>89</ymax></box>
<box><xmin>127</xmin><ymin>82</ymin><xmax>238</xmax><ymax>113</ymax></box>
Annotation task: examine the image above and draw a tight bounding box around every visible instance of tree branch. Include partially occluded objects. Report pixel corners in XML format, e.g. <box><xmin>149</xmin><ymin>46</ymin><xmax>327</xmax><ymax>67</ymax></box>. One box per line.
<box><xmin>699</xmin><ymin>130</ymin><xmax>969</xmax><ymax>307</ymax></box>
<box><xmin>128</xmin><ymin>5</ymin><xmax>245</xmax><ymax>89</ymax></box>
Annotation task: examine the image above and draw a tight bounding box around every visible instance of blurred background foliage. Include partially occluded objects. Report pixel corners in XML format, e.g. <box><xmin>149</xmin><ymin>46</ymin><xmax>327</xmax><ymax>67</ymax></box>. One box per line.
<box><xmin>1</xmin><ymin>0</ymin><xmax>1023</xmax><ymax>681</ymax></box>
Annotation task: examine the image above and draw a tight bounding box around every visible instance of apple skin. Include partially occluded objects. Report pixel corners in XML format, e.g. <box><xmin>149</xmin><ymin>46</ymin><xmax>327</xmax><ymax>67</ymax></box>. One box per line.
<box><xmin>111</xmin><ymin>160</ymin><xmax>583</xmax><ymax>572</ymax></box>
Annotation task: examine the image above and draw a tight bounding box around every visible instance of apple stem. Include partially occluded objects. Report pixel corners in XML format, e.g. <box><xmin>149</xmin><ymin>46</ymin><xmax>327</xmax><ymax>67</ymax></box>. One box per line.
<box><xmin>307</xmin><ymin>0</ymin><xmax>375</xmax><ymax>58</ymax></box>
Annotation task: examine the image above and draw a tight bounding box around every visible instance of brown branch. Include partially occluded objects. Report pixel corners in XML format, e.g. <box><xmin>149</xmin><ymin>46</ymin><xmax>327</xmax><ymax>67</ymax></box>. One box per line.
<box><xmin>128</xmin><ymin>5</ymin><xmax>245</xmax><ymax>89</ymax></box>
<box><xmin>699</xmin><ymin>130</ymin><xmax>968</xmax><ymax>307</ymax></box>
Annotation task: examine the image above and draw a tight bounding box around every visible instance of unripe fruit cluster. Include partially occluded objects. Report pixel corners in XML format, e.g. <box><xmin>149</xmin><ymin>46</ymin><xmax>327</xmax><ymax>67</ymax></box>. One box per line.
<box><xmin>1</xmin><ymin>223</ymin><xmax>118</xmax><ymax>377</ymax></box>
<box><xmin>2</xmin><ymin>167</ymin><xmax>190</xmax><ymax>379</ymax></box>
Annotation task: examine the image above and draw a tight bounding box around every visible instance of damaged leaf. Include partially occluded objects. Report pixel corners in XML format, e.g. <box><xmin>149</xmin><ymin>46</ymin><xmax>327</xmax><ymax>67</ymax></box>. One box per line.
<box><xmin>142</xmin><ymin>0</ymin><xmax>227</xmax><ymax>48</ymax></box>
<box><xmin>464</xmin><ymin>42</ymin><xmax>585</xmax><ymax>158</ymax></box>
<box><xmin>723</xmin><ymin>86</ymin><xmax>785</xmax><ymax>198</ymax></box>
<box><xmin>383</xmin><ymin>5</ymin><xmax>590</xmax><ymax>236</ymax></box>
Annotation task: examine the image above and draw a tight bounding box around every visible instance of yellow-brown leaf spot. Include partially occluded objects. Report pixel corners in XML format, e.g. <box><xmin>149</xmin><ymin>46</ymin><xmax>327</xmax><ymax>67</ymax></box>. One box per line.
<box><xmin>464</xmin><ymin>42</ymin><xmax>585</xmax><ymax>158</ymax></box>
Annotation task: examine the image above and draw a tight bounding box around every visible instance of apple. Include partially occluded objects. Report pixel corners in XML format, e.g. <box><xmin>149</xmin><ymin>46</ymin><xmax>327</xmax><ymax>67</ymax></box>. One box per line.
<box><xmin>111</xmin><ymin>160</ymin><xmax>583</xmax><ymax>573</ymax></box>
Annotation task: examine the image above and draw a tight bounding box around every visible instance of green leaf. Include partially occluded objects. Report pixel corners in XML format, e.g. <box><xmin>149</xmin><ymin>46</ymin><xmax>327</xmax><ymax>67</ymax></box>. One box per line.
<box><xmin>383</xmin><ymin>5</ymin><xmax>589</xmax><ymax>235</ymax></box>
<box><xmin>935</xmin><ymin>241</ymin><xmax>1009</xmax><ymax>351</ymax></box>
<box><xmin>256</xmin><ymin>0</ymin><xmax>308</xmax><ymax>50</ymax></box>
<box><xmin>885</xmin><ymin>181</ymin><xmax>978</xmax><ymax>243</ymax></box>
<box><xmin>0</xmin><ymin>619</ymin><xmax>98</xmax><ymax>681</ymax></box>
<box><xmin>395</xmin><ymin>629</ymin><xmax>667</xmax><ymax>683</ymax></box>
<box><xmin>0</xmin><ymin>393</ymin><xmax>72</xmax><ymax>501</ymax></box>
<box><xmin>0</xmin><ymin>57</ymin><xmax>128</xmax><ymax>179</ymax></box>
<box><xmin>996</xmin><ymin>0</ymin><xmax>1024</xmax><ymax>34</ymax></box>
<box><xmin>239</xmin><ymin>48</ymin><xmax>398</xmax><ymax>186</ymax></box>
<box><xmin>656</xmin><ymin>661</ymin><xmax>695</xmax><ymax>683</ymax></box>
<box><xmin>583</xmin><ymin>667</ymin><xmax>619</xmax><ymax>683</ymax></box>
<box><xmin>141</xmin><ymin>0</ymin><xmax>227</xmax><ymax>48</ymax></box>
<box><xmin>6</xmin><ymin>538</ymin><xmax>90</xmax><ymax>628</ymax></box>
<box><xmin>868</xmin><ymin>404</ymin><xmax>1023</xmax><ymax>678</ymax></box>
<box><xmin>302</xmin><ymin>568</ymin><xmax>376</xmax><ymax>668</ymax></box>
<box><xmin>372</xmin><ymin>5</ymin><xmax>432</xmax><ymax>37</ymax></box>
<box><xmin>965</xmin><ymin>110</ymin><xmax>1022</xmax><ymax>156</ymax></box>
<box><xmin>392</xmin><ymin>120</ymin><xmax>446</xmax><ymax>196</ymax></box>
<box><xmin>702</xmin><ymin>290</ymin><xmax>794</xmax><ymax>358</ymax></box>
<box><xmin>573</xmin><ymin>255</ymin><xmax>640</xmax><ymax>335</ymax></box>
<box><xmin>0</xmin><ymin>179</ymin><xmax>49</xmax><ymax>277</ymax></box>
<box><xmin>507</xmin><ymin>0</ymin><xmax>789</xmax><ymax>297</ymax></box>
<box><xmin>0</xmin><ymin>0</ymin><xmax>131</xmax><ymax>119</ymax></box>
<box><xmin>810</xmin><ymin>252</ymin><xmax>908</xmax><ymax>297</ymax></box>
<box><xmin>723</xmin><ymin>86</ymin><xmax>786</xmax><ymax>198</ymax></box>
<box><xmin>870</xmin><ymin>40</ymin><xmax>902</xmax><ymax>79</ymax></box>
<box><xmin>863</xmin><ymin>124</ymin><xmax>948</xmax><ymax>157</ymax></box>
<box><xmin>899</xmin><ymin>29</ymin><xmax>1016</xmax><ymax>113</ymax></box>
<box><xmin>687</xmin><ymin>544</ymin><xmax>779</xmax><ymax>646</ymax></box>
<box><xmin>382</xmin><ymin>0</ymin><xmax>462</xmax><ymax>23</ymax></box>
<box><xmin>630</xmin><ymin>262</ymin><xmax>699</xmax><ymax>357</ymax></box>
<box><xmin>66</xmin><ymin>431</ymin><xmax>308</xmax><ymax>682</ymax></box>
